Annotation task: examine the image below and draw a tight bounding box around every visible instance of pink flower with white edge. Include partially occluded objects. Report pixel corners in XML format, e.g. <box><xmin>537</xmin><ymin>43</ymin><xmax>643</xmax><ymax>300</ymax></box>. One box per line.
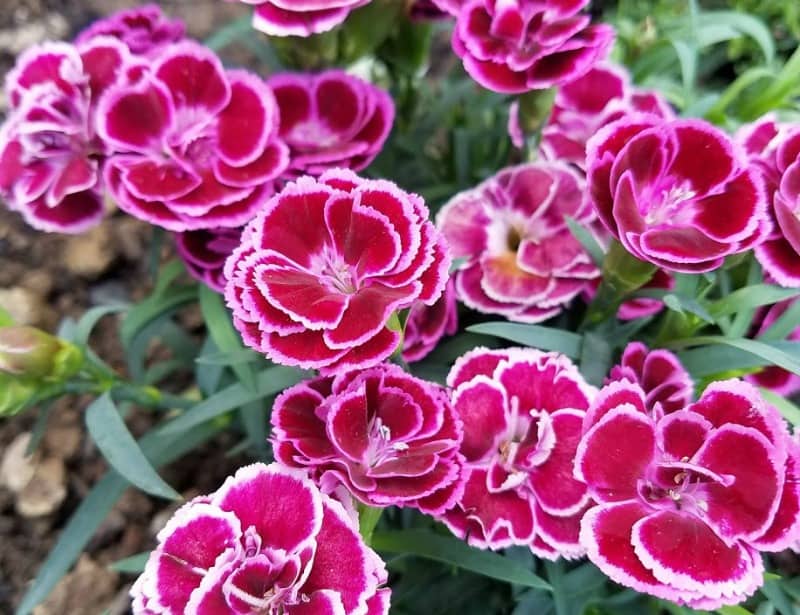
<box><xmin>738</xmin><ymin>117</ymin><xmax>800</xmax><ymax>287</ymax></box>
<box><xmin>437</xmin><ymin>162</ymin><xmax>599</xmax><ymax>323</ymax></box>
<box><xmin>175</xmin><ymin>227</ymin><xmax>243</xmax><ymax>293</ymax></box>
<box><xmin>606</xmin><ymin>342</ymin><xmax>693</xmax><ymax>415</ymax></box>
<box><xmin>539</xmin><ymin>64</ymin><xmax>674</xmax><ymax>169</ymax></box>
<box><xmin>0</xmin><ymin>39</ymin><xmax>135</xmax><ymax>233</ymax></box>
<box><xmin>746</xmin><ymin>299</ymin><xmax>800</xmax><ymax>396</ymax></box>
<box><xmin>130</xmin><ymin>463</ymin><xmax>389</xmax><ymax>614</ymax></box>
<box><xmin>98</xmin><ymin>41</ymin><xmax>289</xmax><ymax>232</ymax></box>
<box><xmin>439</xmin><ymin>0</ymin><xmax>614</xmax><ymax>94</ymax></box>
<box><xmin>239</xmin><ymin>0</ymin><xmax>370</xmax><ymax>37</ymax></box>
<box><xmin>272</xmin><ymin>363</ymin><xmax>464</xmax><ymax>514</ymax></box>
<box><xmin>224</xmin><ymin>169</ymin><xmax>450</xmax><ymax>373</ymax></box>
<box><xmin>576</xmin><ymin>378</ymin><xmax>800</xmax><ymax>609</ymax></box>
<box><xmin>75</xmin><ymin>4</ymin><xmax>185</xmax><ymax>57</ymax></box>
<box><xmin>586</xmin><ymin>115</ymin><xmax>771</xmax><ymax>273</ymax></box>
<box><xmin>402</xmin><ymin>279</ymin><xmax>458</xmax><ymax>363</ymax></box>
<box><xmin>269</xmin><ymin>71</ymin><xmax>394</xmax><ymax>178</ymax></box>
<box><xmin>439</xmin><ymin>347</ymin><xmax>596</xmax><ymax>559</ymax></box>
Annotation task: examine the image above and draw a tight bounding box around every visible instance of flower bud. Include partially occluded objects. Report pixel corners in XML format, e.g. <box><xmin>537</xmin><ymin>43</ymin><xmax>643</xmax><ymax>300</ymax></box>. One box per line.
<box><xmin>0</xmin><ymin>326</ymin><xmax>82</xmax><ymax>380</ymax></box>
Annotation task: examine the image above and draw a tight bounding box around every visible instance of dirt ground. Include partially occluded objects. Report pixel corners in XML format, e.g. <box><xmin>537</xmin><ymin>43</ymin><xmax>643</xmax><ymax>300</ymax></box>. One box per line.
<box><xmin>0</xmin><ymin>2</ymin><xmax>257</xmax><ymax>613</ymax></box>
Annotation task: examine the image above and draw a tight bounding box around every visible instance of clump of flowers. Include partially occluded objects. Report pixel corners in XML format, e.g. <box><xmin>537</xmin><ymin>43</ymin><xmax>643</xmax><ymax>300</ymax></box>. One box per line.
<box><xmin>539</xmin><ymin>64</ymin><xmax>674</xmax><ymax>169</ymax></box>
<box><xmin>439</xmin><ymin>347</ymin><xmax>596</xmax><ymax>558</ymax></box>
<box><xmin>576</xmin><ymin>378</ymin><xmax>800</xmax><ymax>608</ymax></box>
<box><xmin>99</xmin><ymin>41</ymin><xmax>289</xmax><ymax>231</ymax></box>
<box><xmin>268</xmin><ymin>70</ymin><xmax>394</xmax><ymax>178</ymax></box>
<box><xmin>175</xmin><ymin>227</ymin><xmax>243</xmax><ymax>293</ymax></box>
<box><xmin>239</xmin><ymin>0</ymin><xmax>370</xmax><ymax>36</ymax></box>
<box><xmin>437</xmin><ymin>162</ymin><xmax>599</xmax><ymax>322</ymax></box>
<box><xmin>587</xmin><ymin>116</ymin><xmax>771</xmax><ymax>272</ymax></box>
<box><xmin>0</xmin><ymin>39</ymin><xmax>134</xmax><ymax>233</ymax></box>
<box><xmin>738</xmin><ymin>117</ymin><xmax>800</xmax><ymax>287</ymax></box>
<box><xmin>272</xmin><ymin>363</ymin><xmax>464</xmax><ymax>514</ymax></box>
<box><xmin>131</xmin><ymin>463</ymin><xmax>390</xmax><ymax>614</ymax></box>
<box><xmin>432</xmin><ymin>0</ymin><xmax>614</xmax><ymax>93</ymax></box>
<box><xmin>224</xmin><ymin>169</ymin><xmax>450</xmax><ymax>372</ymax></box>
<box><xmin>402</xmin><ymin>279</ymin><xmax>458</xmax><ymax>363</ymax></box>
<box><xmin>75</xmin><ymin>3</ymin><xmax>185</xmax><ymax>56</ymax></box>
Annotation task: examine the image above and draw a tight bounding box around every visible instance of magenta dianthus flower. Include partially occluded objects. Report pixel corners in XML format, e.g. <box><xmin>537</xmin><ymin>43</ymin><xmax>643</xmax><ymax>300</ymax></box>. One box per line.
<box><xmin>272</xmin><ymin>364</ymin><xmax>464</xmax><ymax>514</ymax></box>
<box><xmin>175</xmin><ymin>227</ymin><xmax>243</xmax><ymax>293</ymax></box>
<box><xmin>437</xmin><ymin>161</ymin><xmax>599</xmax><ymax>323</ymax></box>
<box><xmin>402</xmin><ymin>279</ymin><xmax>458</xmax><ymax>363</ymax></box>
<box><xmin>586</xmin><ymin>116</ymin><xmax>771</xmax><ymax>273</ymax></box>
<box><xmin>576</xmin><ymin>379</ymin><xmax>800</xmax><ymax>609</ymax></box>
<box><xmin>439</xmin><ymin>347</ymin><xmax>596</xmax><ymax>559</ymax></box>
<box><xmin>224</xmin><ymin>169</ymin><xmax>450</xmax><ymax>373</ymax></box>
<box><xmin>75</xmin><ymin>4</ymin><xmax>185</xmax><ymax>57</ymax></box>
<box><xmin>239</xmin><ymin>0</ymin><xmax>370</xmax><ymax>37</ymax></box>
<box><xmin>98</xmin><ymin>41</ymin><xmax>288</xmax><ymax>232</ymax></box>
<box><xmin>131</xmin><ymin>463</ymin><xmax>389</xmax><ymax>614</ymax></box>
<box><xmin>269</xmin><ymin>71</ymin><xmax>394</xmax><ymax>178</ymax></box>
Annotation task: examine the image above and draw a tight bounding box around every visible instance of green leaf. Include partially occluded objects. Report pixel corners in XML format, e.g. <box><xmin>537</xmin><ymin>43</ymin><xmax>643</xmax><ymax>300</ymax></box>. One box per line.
<box><xmin>668</xmin><ymin>337</ymin><xmax>800</xmax><ymax>377</ymax></box>
<box><xmin>565</xmin><ymin>216</ymin><xmax>604</xmax><ymax>267</ymax></box>
<box><xmin>196</xmin><ymin>337</ymin><xmax>225</xmax><ymax>396</ymax></box>
<box><xmin>72</xmin><ymin>304</ymin><xmax>129</xmax><ymax>346</ymax></box>
<box><xmin>110</xmin><ymin>551</ymin><xmax>150</xmax><ymax>574</ymax></box>
<box><xmin>761</xmin><ymin>298</ymin><xmax>800</xmax><ymax>341</ymax></box>
<box><xmin>761</xmin><ymin>579</ymin><xmax>795</xmax><ymax>615</ymax></box>
<box><xmin>707</xmin><ymin>285</ymin><xmax>800</xmax><ymax>320</ymax></box>
<box><xmin>199</xmin><ymin>285</ymin><xmax>256</xmax><ymax>391</ymax></box>
<box><xmin>696</xmin><ymin>11</ymin><xmax>775</xmax><ymax>63</ymax></box>
<box><xmin>635</xmin><ymin>289</ymin><xmax>713</xmax><ymax>323</ymax></box>
<box><xmin>467</xmin><ymin>323</ymin><xmax>582</xmax><ymax>359</ymax></box>
<box><xmin>85</xmin><ymin>393</ymin><xmax>180</xmax><ymax>500</ymax></box>
<box><xmin>759</xmin><ymin>388</ymin><xmax>800</xmax><ymax>427</ymax></box>
<box><xmin>16</xmin><ymin>420</ymin><xmax>221</xmax><ymax>615</ymax></box>
<box><xmin>717</xmin><ymin>606</ymin><xmax>752</xmax><ymax>615</ymax></box>
<box><xmin>161</xmin><ymin>365</ymin><xmax>306</xmax><ymax>435</ymax></box>
<box><xmin>372</xmin><ymin>529</ymin><xmax>551</xmax><ymax>591</ymax></box>
<box><xmin>196</xmin><ymin>348</ymin><xmax>260</xmax><ymax>366</ymax></box>
<box><xmin>580</xmin><ymin>332</ymin><xmax>612</xmax><ymax>387</ymax></box>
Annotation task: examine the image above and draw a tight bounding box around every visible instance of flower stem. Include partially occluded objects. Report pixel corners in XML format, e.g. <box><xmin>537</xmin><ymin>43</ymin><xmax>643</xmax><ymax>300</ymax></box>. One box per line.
<box><xmin>358</xmin><ymin>504</ymin><xmax>384</xmax><ymax>545</ymax></box>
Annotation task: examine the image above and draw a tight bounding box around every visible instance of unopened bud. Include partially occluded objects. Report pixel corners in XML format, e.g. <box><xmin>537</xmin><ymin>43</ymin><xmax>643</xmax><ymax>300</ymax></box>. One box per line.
<box><xmin>0</xmin><ymin>327</ymin><xmax>82</xmax><ymax>380</ymax></box>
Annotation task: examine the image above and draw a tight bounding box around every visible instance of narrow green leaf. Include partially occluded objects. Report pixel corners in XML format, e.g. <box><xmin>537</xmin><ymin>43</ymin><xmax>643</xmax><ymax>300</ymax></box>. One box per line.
<box><xmin>26</xmin><ymin>402</ymin><xmax>55</xmax><ymax>455</ymax></box>
<box><xmin>199</xmin><ymin>285</ymin><xmax>256</xmax><ymax>391</ymax></box>
<box><xmin>717</xmin><ymin>606</ymin><xmax>752</xmax><ymax>615</ymax></box>
<box><xmin>196</xmin><ymin>337</ymin><xmax>225</xmax><ymax>396</ymax></box>
<box><xmin>761</xmin><ymin>299</ymin><xmax>800</xmax><ymax>341</ymax></box>
<box><xmin>667</xmin><ymin>337</ymin><xmax>800</xmax><ymax>377</ymax></box>
<box><xmin>110</xmin><ymin>551</ymin><xmax>150</xmax><ymax>574</ymax></box>
<box><xmin>761</xmin><ymin>580</ymin><xmax>794</xmax><ymax>615</ymax></box>
<box><xmin>697</xmin><ymin>11</ymin><xmax>775</xmax><ymax>62</ymax></box>
<box><xmin>196</xmin><ymin>348</ymin><xmax>260</xmax><ymax>366</ymax></box>
<box><xmin>16</xmin><ymin>420</ymin><xmax>220</xmax><ymax>615</ymax></box>
<box><xmin>120</xmin><ymin>286</ymin><xmax>196</xmax><ymax>350</ymax></box>
<box><xmin>565</xmin><ymin>216</ymin><xmax>604</xmax><ymax>267</ymax></box>
<box><xmin>85</xmin><ymin>393</ymin><xmax>180</xmax><ymax>500</ymax></box>
<box><xmin>161</xmin><ymin>366</ymin><xmax>306</xmax><ymax>435</ymax></box>
<box><xmin>707</xmin><ymin>285</ymin><xmax>800</xmax><ymax>320</ymax></box>
<box><xmin>635</xmin><ymin>290</ymin><xmax>714</xmax><ymax>323</ymax></box>
<box><xmin>372</xmin><ymin>529</ymin><xmax>551</xmax><ymax>591</ymax></box>
<box><xmin>72</xmin><ymin>304</ymin><xmax>128</xmax><ymax>346</ymax></box>
<box><xmin>467</xmin><ymin>323</ymin><xmax>582</xmax><ymax>358</ymax></box>
<box><xmin>580</xmin><ymin>332</ymin><xmax>612</xmax><ymax>387</ymax></box>
<box><xmin>759</xmin><ymin>388</ymin><xmax>800</xmax><ymax>427</ymax></box>
<box><xmin>239</xmin><ymin>399</ymin><xmax>269</xmax><ymax>458</ymax></box>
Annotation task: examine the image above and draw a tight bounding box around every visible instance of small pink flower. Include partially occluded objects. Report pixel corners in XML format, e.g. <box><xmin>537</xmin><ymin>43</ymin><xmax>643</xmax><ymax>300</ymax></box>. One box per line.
<box><xmin>239</xmin><ymin>0</ymin><xmax>370</xmax><ymax>37</ymax></box>
<box><xmin>0</xmin><ymin>39</ymin><xmax>134</xmax><ymax>233</ymax></box>
<box><xmin>175</xmin><ymin>227</ymin><xmax>243</xmax><ymax>293</ymax></box>
<box><xmin>439</xmin><ymin>0</ymin><xmax>614</xmax><ymax>94</ymax></box>
<box><xmin>738</xmin><ymin>117</ymin><xmax>800</xmax><ymax>287</ymax></box>
<box><xmin>605</xmin><ymin>342</ymin><xmax>693</xmax><ymax>415</ymax></box>
<box><xmin>130</xmin><ymin>463</ymin><xmax>389</xmax><ymax>614</ymax></box>
<box><xmin>99</xmin><ymin>41</ymin><xmax>289</xmax><ymax>232</ymax></box>
<box><xmin>539</xmin><ymin>64</ymin><xmax>674</xmax><ymax>169</ymax></box>
<box><xmin>224</xmin><ymin>169</ymin><xmax>450</xmax><ymax>373</ymax></box>
<box><xmin>75</xmin><ymin>4</ymin><xmax>185</xmax><ymax>57</ymax></box>
<box><xmin>272</xmin><ymin>364</ymin><xmax>464</xmax><ymax>514</ymax></box>
<box><xmin>269</xmin><ymin>71</ymin><xmax>394</xmax><ymax>178</ymax></box>
<box><xmin>576</xmin><ymin>378</ymin><xmax>800</xmax><ymax>609</ymax></box>
<box><xmin>586</xmin><ymin>116</ymin><xmax>771</xmax><ymax>273</ymax></box>
<box><xmin>437</xmin><ymin>162</ymin><xmax>599</xmax><ymax>323</ymax></box>
<box><xmin>439</xmin><ymin>347</ymin><xmax>596</xmax><ymax>559</ymax></box>
<box><xmin>402</xmin><ymin>279</ymin><xmax>458</xmax><ymax>363</ymax></box>
<box><xmin>746</xmin><ymin>299</ymin><xmax>800</xmax><ymax>396</ymax></box>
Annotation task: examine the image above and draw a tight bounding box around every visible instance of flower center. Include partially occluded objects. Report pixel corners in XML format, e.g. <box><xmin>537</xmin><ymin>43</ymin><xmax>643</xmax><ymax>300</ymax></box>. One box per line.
<box><xmin>644</xmin><ymin>183</ymin><xmax>697</xmax><ymax>226</ymax></box>
<box><xmin>366</xmin><ymin>417</ymin><xmax>408</xmax><ymax>468</ymax></box>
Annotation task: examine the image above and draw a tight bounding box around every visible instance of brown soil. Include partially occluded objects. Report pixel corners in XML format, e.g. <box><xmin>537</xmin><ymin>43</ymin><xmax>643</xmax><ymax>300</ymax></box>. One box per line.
<box><xmin>0</xmin><ymin>2</ymin><xmax>258</xmax><ymax>613</ymax></box>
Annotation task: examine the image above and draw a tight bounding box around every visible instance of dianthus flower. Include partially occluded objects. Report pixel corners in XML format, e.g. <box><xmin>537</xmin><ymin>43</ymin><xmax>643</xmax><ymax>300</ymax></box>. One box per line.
<box><xmin>432</xmin><ymin>0</ymin><xmax>614</xmax><ymax>94</ymax></box>
<box><xmin>224</xmin><ymin>169</ymin><xmax>450</xmax><ymax>372</ymax></box>
<box><xmin>175</xmin><ymin>227</ymin><xmax>243</xmax><ymax>292</ymax></box>
<box><xmin>576</xmin><ymin>379</ymin><xmax>800</xmax><ymax>609</ymax></box>
<box><xmin>746</xmin><ymin>299</ymin><xmax>800</xmax><ymax>396</ymax></box>
<box><xmin>75</xmin><ymin>4</ymin><xmax>185</xmax><ymax>57</ymax></box>
<box><xmin>586</xmin><ymin>116</ymin><xmax>770</xmax><ymax>273</ymax></box>
<box><xmin>402</xmin><ymin>279</ymin><xmax>458</xmax><ymax>363</ymax></box>
<box><xmin>410</xmin><ymin>0</ymin><xmax>449</xmax><ymax>20</ymax></box>
<box><xmin>0</xmin><ymin>39</ymin><xmax>135</xmax><ymax>233</ymax></box>
<box><xmin>738</xmin><ymin>117</ymin><xmax>800</xmax><ymax>287</ymax></box>
<box><xmin>437</xmin><ymin>162</ymin><xmax>599</xmax><ymax>323</ymax></box>
<box><xmin>239</xmin><ymin>0</ymin><xmax>370</xmax><ymax>37</ymax></box>
<box><xmin>272</xmin><ymin>364</ymin><xmax>464</xmax><ymax>514</ymax></box>
<box><xmin>268</xmin><ymin>71</ymin><xmax>394</xmax><ymax>178</ymax></box>
<box><xmin>605</xmin><ymin>342</ymin><xmax>693</xmax><ymax>415</ymax></box>
<box><xmin>131</xmin><ymin>463</ymin><xmax>390</xmax><ymax>614</ymax></box>
<box><xmin>439</xmin><ymin>347</ymin><xmax>596</xmax><ymax>559</ymax></box>
<box><xmin>539</xmin><ymin>64</ymin><xmax>673</xmax><ymax>169</ymax></box>
<box><xmin>98</xmin><ymin>41</ymin><xmax>288</xmax><ymax>232</ymax></box>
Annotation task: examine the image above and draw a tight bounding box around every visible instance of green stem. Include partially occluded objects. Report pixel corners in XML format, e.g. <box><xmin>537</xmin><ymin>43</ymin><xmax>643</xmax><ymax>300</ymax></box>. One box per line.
<box><xmin>358</xmin><ymin>504</ymin><xmax>384</xmax><ymax>546</ymax></box>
